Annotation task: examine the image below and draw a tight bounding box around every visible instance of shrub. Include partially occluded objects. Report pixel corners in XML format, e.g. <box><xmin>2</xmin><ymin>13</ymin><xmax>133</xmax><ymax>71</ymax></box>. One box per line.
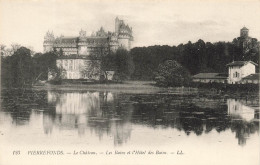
<box><xmin>155</xmin><ymin>60</ymin><xmax>191</xmax><ymax>87</ymax></box>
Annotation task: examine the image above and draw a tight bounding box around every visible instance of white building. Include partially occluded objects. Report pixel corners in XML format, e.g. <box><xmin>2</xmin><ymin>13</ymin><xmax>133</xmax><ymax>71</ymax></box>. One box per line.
<box><xmin>57</xmin><ymin>58</ymin><xmax>101</xmax><ymax>80</ymax></box>
<box><xmin>226</xmin><ymin>61</ymin><xmax>258</xmax><ymax>84</ymax></box>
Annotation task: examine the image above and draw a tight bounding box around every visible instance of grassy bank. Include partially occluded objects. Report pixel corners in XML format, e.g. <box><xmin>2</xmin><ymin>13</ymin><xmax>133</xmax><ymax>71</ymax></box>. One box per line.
<box><xmin>34</xmin><ymin>81</ymin><xmax>161</xmax><ymax>93</ymax></box>
<box><xmin>29</xmin><ymin>81</ymin><xmax>259</xmax><ymax>98</ymax></box>
<box><xmin>33</xmin><ymin>81</ymin><xmax>199</xmax><ymax>94</ymax></box>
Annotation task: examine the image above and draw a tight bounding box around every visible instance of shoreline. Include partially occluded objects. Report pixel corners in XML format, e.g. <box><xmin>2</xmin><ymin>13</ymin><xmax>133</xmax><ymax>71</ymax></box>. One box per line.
<box><xmin>32</xmin><ymin>81</ymin><xmax>198</xmax><ymax>94</ymax></box>
<box><xmin>2</xmin><ymin>81</ymin><xmax>259</xmax><ymax>98</ymax></box>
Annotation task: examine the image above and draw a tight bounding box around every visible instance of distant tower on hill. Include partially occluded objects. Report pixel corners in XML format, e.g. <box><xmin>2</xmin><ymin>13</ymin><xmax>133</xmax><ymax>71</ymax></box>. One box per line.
<box><xmin>240</xmin><ymin>27</ymin><xmax>249</xmax><ymax>39</ymax></box>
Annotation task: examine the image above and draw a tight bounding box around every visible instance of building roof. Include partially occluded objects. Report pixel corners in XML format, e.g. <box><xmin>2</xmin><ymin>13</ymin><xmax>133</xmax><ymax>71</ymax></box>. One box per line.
<box><xmin>55</xmin><ymin>37</ymin><xmax>78</xmax><ymax>44</ymax></box>
<box><xmin>193</xmin><ymin>73</ymin><xmax>228</xmax><ymax>79</ymax></box>
<box><xmin>241</xmin><ymin>27</ymin><xmax>249</xmax><ymax>30</ymax></box>
<box><xmin>86</xmin><ymin>37</ymin><xmax>109</xmax><ymax>44</ymax></box>
<box><xmin>242</xmin><ymin>73</ymin><xmax>260</xmax><ymax>80</ymax></box>
<box><xmin>226</xmin><ymin>61</ymin><xmax>258</xmax><ymax>67</ymax></box>
<box><xmin>53</xmin><ymin>36</ymin><xmax>109</xmax><ymax>46</ymax></box>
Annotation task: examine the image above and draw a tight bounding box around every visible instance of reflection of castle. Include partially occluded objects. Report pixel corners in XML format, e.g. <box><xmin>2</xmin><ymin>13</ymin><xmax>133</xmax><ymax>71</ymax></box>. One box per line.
<box><xmin>55</xmin><ymin>92</ymin><xmax>100</xmax><ymax>114</ymax></box>
<box><xmin>44</xmin><ymin>91</ymin><xmax>132</xmax><ymax>145</ymax></box>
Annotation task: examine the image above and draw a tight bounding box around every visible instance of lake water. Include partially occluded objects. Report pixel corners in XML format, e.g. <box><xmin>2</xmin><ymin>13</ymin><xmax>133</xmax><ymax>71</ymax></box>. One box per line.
<box><xmin>0</xmin><ymin>89</ymin><xmax>259</xmax><ymax>165</ymax></box>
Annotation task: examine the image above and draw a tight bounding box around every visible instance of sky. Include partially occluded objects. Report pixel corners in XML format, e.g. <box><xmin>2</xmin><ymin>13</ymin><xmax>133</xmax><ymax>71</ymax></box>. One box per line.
<box><xmin>0</xmin><ymin>0</ymin><xmax>260</xmax><ymax>52</ymax></box>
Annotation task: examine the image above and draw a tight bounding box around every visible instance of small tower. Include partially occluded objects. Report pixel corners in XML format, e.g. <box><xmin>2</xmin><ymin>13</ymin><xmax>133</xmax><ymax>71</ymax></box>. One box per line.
<box><xmin>79</xmin><ymin>29</ymin><xmax>86</xmax><ymax>38</ymax></box>
<box><xmin>115</xmin><ymin>17</ymin><xmax>120</xmax><ymax>34</ymax></box>
<box><xmin>78</xmin><ymin>29</ymin><xmax>88</xmax><ymax>55</ymax></box>
<box><xmin>240</xmin><ymin>27</ymin><xmax>249</xmax><ymax>39</ymax></box>
<box><xmin>43</xmin><ymin>31</ymin><xmax>55</xmax><ymax>53</ymax></box>
<box><xmin>96</xmin><ymin>27</ymin><xmax>107</xmax><ymax>37</ymax></box>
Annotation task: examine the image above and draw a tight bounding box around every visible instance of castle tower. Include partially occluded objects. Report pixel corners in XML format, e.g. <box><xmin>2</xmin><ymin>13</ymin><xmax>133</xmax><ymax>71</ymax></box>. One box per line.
<box><xmin>78</xmin><ymin>29</ymin><xmax>88</xmax><ymax>55</ymax></box>
<box><xmin>43</xmin><ymin>31</ymin><xmax>55</xmax><ymax>53</ymax></box>
<box><xmin>115</xmin><ymin>17</ymin><xmax>120</xmax><ymax>34</ymax></box>
<box><xmin>240</xmin><ymin>27</ymin><xmax>249</xmax><ymax>39</ymax></box>
<box><xmin>115</xmin><ymin>17</ymin><xmax>133</xmax><ymax>51</ymax></box>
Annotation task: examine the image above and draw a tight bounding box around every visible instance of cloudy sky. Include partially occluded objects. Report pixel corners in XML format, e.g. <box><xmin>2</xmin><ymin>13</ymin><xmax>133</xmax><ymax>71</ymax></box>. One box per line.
<box><xmin>0</xmin><ymin>0</ymin><xmax>260</xmax><ymax>52</ymax></box>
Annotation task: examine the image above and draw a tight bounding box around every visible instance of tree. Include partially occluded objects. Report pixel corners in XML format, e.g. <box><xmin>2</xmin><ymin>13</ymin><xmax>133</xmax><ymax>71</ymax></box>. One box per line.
<box><xmin>80</xmin><ymin>59</ymin><xmax>102</xmax><ymax>80</ymax></box>
<box><xmin>155</xmin><ymin>60</ymin><xmax>191</xmax><ymax>87</ymax></box>
<box><xmin>32</xmin><ymin>51</ymin><xmax>58</xmax><ymax>81</ymax></box>
<box><xmin>1</xmin><ymin>47</ymin><xmax>33</xmax><ymax>87</ymax></box>
<box><xmin>0</xmin><ymin>44</ymin><xmax>6</xmax><ymax>57</ymax></box>
<box><xmin>113</xmin><ymin>49</ymin><xmax>135</xmax><ymax>81</ymax></box>
<box><xmin>80</xmin><ymin>43</ymin><xmax>109</xmax><ymax>81</ymax></box>
<box><xmin>80</xmin><ymin>48</ymin><xmax>134</xmax><ymax>82</ymax></box>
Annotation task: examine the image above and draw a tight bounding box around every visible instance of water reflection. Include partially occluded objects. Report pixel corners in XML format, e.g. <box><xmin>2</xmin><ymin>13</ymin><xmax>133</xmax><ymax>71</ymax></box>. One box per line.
<box><xmin>227</xmin><ymin>99</ymin><xmax>258</xmax><ymax>122</ymax></box>
<box><xmin>46</xmin><ymin>91</ymin><xmax>132</xmax><ymax>146</ymax></box>
<box><xmin>0</xmin><ymin>89</ymin><xmax>259</xmax><ymax>147</ymax></box>
<box><xmin>227</xmin><ymin>99</ymin><xmax>259</xmax><ymax>146</ymax></box>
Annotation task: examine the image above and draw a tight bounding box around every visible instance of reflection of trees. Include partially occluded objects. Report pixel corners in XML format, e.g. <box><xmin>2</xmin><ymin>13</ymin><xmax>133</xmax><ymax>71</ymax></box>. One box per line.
<box><xmin>1</xmin><ymin>89</ymin><xmax>259</xmax><ymax>146</ymax></box>
<box><xmin>230</xmin><ymin>120</ymin><xmax>258</xmax><ymax>146</ymax></box>
<box><xmin>1</xmin><ymin>89</ymin><xmax>49</xmax><ymax>125</ymax></box>
<box><xmin>227</xmin><ymin>98</ymin><xmax>259</xmax><ymax>146</ymax></box>
<box><xmin>129</xmin><ymin>94</ymin><xmax>259</xmax><ymax>146</ymax></box>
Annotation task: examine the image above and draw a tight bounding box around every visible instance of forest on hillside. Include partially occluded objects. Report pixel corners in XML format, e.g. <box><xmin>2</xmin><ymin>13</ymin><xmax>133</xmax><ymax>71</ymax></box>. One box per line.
<box><xmin>131</xmin><ymin>38</ymin><xmax>259</xmax><ymax>80</ymax></box>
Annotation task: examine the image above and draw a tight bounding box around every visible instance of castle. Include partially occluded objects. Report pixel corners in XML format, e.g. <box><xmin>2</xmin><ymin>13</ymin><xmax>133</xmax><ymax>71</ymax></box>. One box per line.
<box><xmin>44</xmin><ymin>17</ymin><xmax>133</xmax><ymax>80</ymax></box>
<box><xmin>43</xmin><ymin>17</ymin><xmax>133</xmax><ymax>55</ymax></box>
<box><xmin>235</xmin><ymin>26</ymin><xmax>260</xmax><ymax>55</ymax></box>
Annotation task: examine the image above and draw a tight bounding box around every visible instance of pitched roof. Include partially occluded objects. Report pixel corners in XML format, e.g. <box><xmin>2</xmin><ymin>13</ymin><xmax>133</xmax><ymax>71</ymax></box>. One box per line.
<box><xmin>241</xmin><ymin>27</ymin><xmax>249</xmax><ymax>30</ymax></box>
<box><xmin>226</xmin><ymin>61</ymin><xmax>258</xmax><ymax>67</ymax></box>
<box><xmin>193</xmin><ymin>73</ymin><xmax>228</xmax><ymax>79</ymax></box>
<box><xmin>242</xmin><ymin>74</ymin><xmax>260</xmax><ymax>80</ymax></box>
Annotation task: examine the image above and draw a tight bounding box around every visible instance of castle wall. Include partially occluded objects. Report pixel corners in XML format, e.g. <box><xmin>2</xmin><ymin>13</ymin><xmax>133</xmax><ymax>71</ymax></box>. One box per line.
<box><xmin>55</xmin><ymin>59</ymin><xmax>100</xmax><ymax>80</ymax></box>
<box><xmin>118</xmin><ymin>38</ymin><xmax>130</xmax><ymax>50</ymax></box>
<box><xmin>43</xmin><ymin>44</ymin><xmax>54</xmax><ymax>53</ymax></box>
<box><xmin>78</xmin><ymin>45</ymin><xmax>89</xmax><ymax>55</ymax></box>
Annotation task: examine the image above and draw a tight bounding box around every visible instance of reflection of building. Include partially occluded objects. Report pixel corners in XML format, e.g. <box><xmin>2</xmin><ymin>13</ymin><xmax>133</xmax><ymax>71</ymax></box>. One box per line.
<box><xmin>227</xmin><ymin>99</ymin><xmax>258</xmax><ymax>122</ymax></box>
<box><xmin>227</xmin><ymin>99</ymin><xmax>259</xmax><ymax>146</ymax></box>
<box><xmin>192</xmin><ymin>98</ymin><xmax>226</xmax><ymax>109</ymax></box>
<box><xmin>48</xmin><ymin>92</ymin><xmax>101</xmax><ymax>114</ymax></box>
